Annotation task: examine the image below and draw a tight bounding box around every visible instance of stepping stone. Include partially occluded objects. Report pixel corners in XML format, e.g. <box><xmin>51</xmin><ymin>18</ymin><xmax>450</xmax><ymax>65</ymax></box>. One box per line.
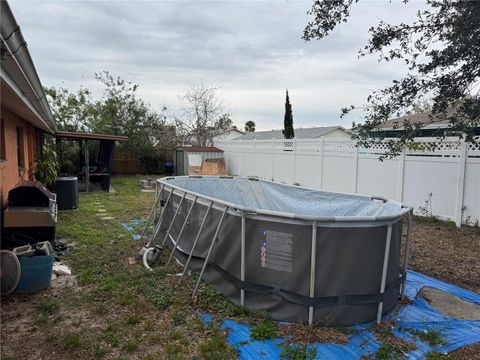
<box><xmin>97</xmin><ymin>209</ymin><xmax>107</xmax><ymax>212</ymax></box>
<box><xmin>101</xmin><ymin>216</ymin><xmax>114</xmax><ymax>220</ymax></box>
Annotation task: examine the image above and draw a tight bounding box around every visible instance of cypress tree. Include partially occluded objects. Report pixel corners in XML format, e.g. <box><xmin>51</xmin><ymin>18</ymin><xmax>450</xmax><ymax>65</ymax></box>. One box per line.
<box><xmin>282</xmin><ymin>90</ymin><xmax>294</xmax><ymax>139</ymax></box>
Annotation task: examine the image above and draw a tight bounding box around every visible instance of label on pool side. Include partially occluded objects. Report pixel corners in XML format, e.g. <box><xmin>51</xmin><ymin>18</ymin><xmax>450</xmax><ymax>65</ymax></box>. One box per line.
<box><xmin>260</xmin><ymin>230</ymin><xmax>293</xmax><ymax>272</ymax></box>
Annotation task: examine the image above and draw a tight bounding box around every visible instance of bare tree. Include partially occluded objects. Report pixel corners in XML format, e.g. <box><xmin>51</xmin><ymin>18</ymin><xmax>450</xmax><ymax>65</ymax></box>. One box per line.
<box><xmin>176</xmin><ymin>83</ymin><xmax>225</xmax><ymax>146</ymax></box>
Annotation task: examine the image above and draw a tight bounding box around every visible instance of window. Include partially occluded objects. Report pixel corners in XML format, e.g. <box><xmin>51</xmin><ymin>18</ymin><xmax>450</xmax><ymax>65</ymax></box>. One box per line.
<box><xmin>0</xmin><ymin>118</ymin><xmax>5</xmax><ymax>160</ymax></box>
<box><xmin>17</xmin><ymin>127</ymin><xmax>24</xmax><ymax>169</ymax></box>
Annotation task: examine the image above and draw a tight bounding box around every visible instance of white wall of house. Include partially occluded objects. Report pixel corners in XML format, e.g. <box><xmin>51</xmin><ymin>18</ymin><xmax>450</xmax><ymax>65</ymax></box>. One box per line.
<box><xmin>212</xmin><ymin>129</ymin><xmax>244</xmax><ymax>143</ymax></box>
<box><xmin>321</xmin><ymin>128</ymin><xmax>352</xmax><ymax>139</ymax></box>
<box><xmin>215</xmin><ymin>137</ymin><xmax>480</xmax><ymax>226</ymax></box>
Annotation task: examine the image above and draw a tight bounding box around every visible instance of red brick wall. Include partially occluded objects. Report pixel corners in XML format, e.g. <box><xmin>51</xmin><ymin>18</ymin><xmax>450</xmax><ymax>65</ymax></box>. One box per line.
<box><xmin>0</xmin><ymin>106</ymin><xmax>38</xmax><ymax>209</ymax></box>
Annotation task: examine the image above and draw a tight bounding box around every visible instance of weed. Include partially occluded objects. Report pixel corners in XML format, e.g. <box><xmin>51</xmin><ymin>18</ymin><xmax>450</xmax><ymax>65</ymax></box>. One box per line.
<box><xmin>250</xmin><ymin>318</ymin><xmax>278</xmax><ymax>341</ymax></box>
<box><xmin>280</xmin><ymin>344</ymin><xmax>317</xmax><ymax>360</ymax></box>
<box><xmin>198</xmin><ymin>332</ymin><xmax>238</xmax><ymax>360</ymax></box>
<box><xmin>164</xmin><ymin>343</ymin><xmax>188</xmax><ymax>360</ymax></box>
<box><xmin>125</xmin><ymin>313</ymin><xmax>141</xmax><ymax>325</ymax></box>
<box><xmin>407</xmin><ymin>328</ymin><xmax>445</xmax><ymax>346</ymax></box>
<box><xmin>38</xmin><ymin>298</ymin><xmax>60</xmax><ymax>316</ymax></box>
<box><xmin>198</xmin><ymin>286</ymin><xmax>245</xmax><ymax>317</ymax></box>
<box><xmin>172</xmin><ymin>307</ymin><xmax>189</xmax><ymax>325</ymax></box>
<box><xmin>62</xmin><ymin>331</ymin><xmax>83</xmax><ymax>351</ymax></box>
<box><xmin>425</xmin><ymin>351</ymin><xmax>451</xmax><ymax>359</ymax></box>
<box><xmin>168</xmin><ymin>329</ymin><xmax>189</xmax><ymax>346</ymax></box>
<box><xmin>375</xmin><ymin>343</ymin><xmax>401</xmax><ymax>360</ymax></box>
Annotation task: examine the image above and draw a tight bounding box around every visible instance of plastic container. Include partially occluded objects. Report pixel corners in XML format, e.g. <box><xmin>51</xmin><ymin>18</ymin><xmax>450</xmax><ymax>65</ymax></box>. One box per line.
<box><xmin>12</xmin><ymin>245</ymin><xmax>35</xmax><ymax>257</ymax></box>
<box><xmin>36</xmin><ymin>241</ymin><xmax>53</xmax><ymax>255</ymax></box>
<box><xmin>16</xmin><ymin>255</ymin><xmax>54</xmax><ymax>294</ymax></box>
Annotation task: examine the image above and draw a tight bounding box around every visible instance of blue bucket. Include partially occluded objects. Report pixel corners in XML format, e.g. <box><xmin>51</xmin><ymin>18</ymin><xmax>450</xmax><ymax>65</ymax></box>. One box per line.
<box><xmin>16</xmin><ymin>255</ymin><xmax>54</xmax><ymax>294</ymax></box>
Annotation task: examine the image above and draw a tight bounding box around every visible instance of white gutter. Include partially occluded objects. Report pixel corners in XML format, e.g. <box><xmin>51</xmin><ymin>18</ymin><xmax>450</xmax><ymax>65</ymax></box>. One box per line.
<box><xmin>1</xmin><ymin>1</ymin><xmax>56</xmax><ymax>133</ymax></box>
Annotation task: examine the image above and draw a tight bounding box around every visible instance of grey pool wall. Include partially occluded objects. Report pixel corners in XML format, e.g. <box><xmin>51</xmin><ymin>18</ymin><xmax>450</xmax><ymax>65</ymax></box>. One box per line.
<box><xmin>152</xmin><ymin>176</ymin><xmax>413</xmax><ymax>326</ymax></box>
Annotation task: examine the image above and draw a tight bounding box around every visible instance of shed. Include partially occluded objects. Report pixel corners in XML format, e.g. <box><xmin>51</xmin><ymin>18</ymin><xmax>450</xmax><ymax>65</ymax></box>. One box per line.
<box><xmin>175</xmin><ymin>146</ymin><xmax>224</xmax><ymax>176</ymax></box>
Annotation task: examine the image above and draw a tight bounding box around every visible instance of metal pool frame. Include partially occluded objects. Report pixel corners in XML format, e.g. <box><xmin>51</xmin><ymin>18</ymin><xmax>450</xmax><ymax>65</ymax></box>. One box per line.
<box><xmin>142</xmin><ymin>175</ymin><xmax>413</xmax><ymax>326</ymax></box>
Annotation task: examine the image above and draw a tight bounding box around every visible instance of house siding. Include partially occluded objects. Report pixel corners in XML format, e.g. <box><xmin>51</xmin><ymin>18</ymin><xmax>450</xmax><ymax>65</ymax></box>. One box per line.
<box><xmin>0</xmin><ymin>106</ymin><xmax>39</xmax><ymax>209</ymax></box>
<box><xmin>321</xmin><ymin>128</ymin><xmax>352</xmax><ymax>139</ymax></box>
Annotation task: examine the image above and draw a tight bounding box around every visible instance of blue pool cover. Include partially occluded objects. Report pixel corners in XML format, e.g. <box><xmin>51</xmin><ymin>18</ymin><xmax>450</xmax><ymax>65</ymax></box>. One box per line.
<box><xmin>201</xmin><ymin>270</ymin><xmax>480</xmax><ymax>359</ymax></box>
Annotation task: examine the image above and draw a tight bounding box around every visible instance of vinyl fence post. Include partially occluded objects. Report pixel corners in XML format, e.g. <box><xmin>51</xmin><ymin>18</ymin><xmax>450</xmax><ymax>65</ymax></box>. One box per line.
<box><xmin>253</xmin><ymin>138</ymin><xmax>256</xmax><ymax>176</ymax></box>
<box><xmin>377</xmin><ymin>223</ymin><xmax>393</xmax><ymax>324</ymax></box>
<box><xmin>455</xmin><ymin>140</ymin><xmax>468</xmax><ymax>227</ymax></box>
<box><xmin>292</xmin><ymin>138</ymin><xmax>296</xmax><ymax>184</ymax></box>
<box><xmin>319</xmin><ymin>138</ymin><xmax>325</xmax><ymax>190</ymax></box>
<box><xmin>271</xmin><ymin>139</ymin><xmax>275</xmax><ymax>180</ymax></box>
<box><xmin>308</xmin><ymin>221</ymin><xmax>318</xmax><ymax>326</ymax></box>
<box><xmin>397</xmin><ymin>147</ymin><xmax>406</xmax><ymax>202</ymax></box>
<box><xmin>353</xmin><ymin>145</ymin><xmax>359</xmax><ymax>194</ymax></box>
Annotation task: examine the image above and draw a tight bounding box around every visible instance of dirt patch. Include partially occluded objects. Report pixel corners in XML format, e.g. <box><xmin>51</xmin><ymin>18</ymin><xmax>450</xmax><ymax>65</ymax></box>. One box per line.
<box><xmin>372</xmin><ymin>321</ymin><xmax>416</xmax><ymax>353</ymax></box>
<box><xmin>420</xmin><ymin>287</ymin><xmax>480</xmax><ymax>320</ymax></box>
<box><xmin>408</xmin><ymin>218</ymin><xmax>480</xmax><ymax>294</ymax></box>
<box><xmin>277</xmin><ymin>323</ymin><xmax>348</xmax><ymax>346</ymax></box>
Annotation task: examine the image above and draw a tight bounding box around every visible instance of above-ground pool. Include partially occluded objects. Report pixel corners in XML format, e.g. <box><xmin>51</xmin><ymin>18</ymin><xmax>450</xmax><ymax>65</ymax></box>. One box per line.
<box><xmin>148</xmin><ymin>176</ymin><xmax>413</xmax><ymax>326</ymax></box>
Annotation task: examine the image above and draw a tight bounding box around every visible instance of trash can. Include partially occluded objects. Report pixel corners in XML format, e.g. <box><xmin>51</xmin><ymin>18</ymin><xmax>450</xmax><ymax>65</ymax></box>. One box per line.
<box><xmin>16</xmin><ymin>255</ymin><xmax>54</xmax><ymax>294</ymax></box>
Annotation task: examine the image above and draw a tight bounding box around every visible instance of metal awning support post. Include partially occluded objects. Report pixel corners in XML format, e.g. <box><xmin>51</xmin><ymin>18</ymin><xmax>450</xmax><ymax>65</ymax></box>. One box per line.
<box><xmin>179</xmin><ymin>202</ymin><xmax>214</xmax><ymax>284</ymax></box>
<box><xmin>166</xmin><ymin>196</ymin><xmax>197</xmax><ymax>268</ymax></box>
<box><xmin>161</xmin><ymin>192</ymin><xmax>186</xmax><ymax>248</ymax></box>
<box><xmin>141</xmin><ymin>184</ymin><xmax>164</xmax><ymax>241</ymax></box>
<box><xmin>147</xmin><ymin>187</ymin><xmax>174</xmax><ymax>247</ymax></box>
<box><xmin>240</xmin><ymin>212</ymin><xmax>246</xmax><ymax>307</ymax></box>
<box><xmin>84</xmin><ymin>139</ymin><xmax>89</xmax><ymax>192</ymax></box>
<box><xmin>377</xmin><ymin>223</ymin><xmax>393</xmax><ymax>324</ymax></box>
<box><xmin>308</xmin><ymin>221</ymin><xmax>318</xmax><ymax>326</ymax></box>
<box><xmin>192</xmin><ymin>206</ymin><xmax>228</xmax><ymax>300</ymax></box>
<box><xmin>401</xmin><ymin>210</ymin><xmax>413</xmax><ymax>300</ymax></box>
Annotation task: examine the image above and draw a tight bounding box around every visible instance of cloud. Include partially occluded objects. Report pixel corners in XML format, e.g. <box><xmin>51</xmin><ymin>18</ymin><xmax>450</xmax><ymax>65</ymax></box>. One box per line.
<box><xmin>9</xmin><ymin>0</ymin><xmax>424</xmax><ymax>131</ymax></box>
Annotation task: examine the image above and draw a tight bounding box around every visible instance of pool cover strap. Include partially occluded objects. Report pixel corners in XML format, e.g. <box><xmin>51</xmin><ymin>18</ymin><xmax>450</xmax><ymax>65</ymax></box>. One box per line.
<box><xmin>209</xmin><ymin>262</ymin><xmax>405</xmax><ymax>307</ymax></box>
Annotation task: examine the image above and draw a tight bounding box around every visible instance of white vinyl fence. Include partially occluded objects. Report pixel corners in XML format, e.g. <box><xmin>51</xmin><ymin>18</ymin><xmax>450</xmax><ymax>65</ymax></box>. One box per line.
<box><xmin>215</xmin><ymin>137</ymin><xmax>480</xmax><ymax>226</ymax></box>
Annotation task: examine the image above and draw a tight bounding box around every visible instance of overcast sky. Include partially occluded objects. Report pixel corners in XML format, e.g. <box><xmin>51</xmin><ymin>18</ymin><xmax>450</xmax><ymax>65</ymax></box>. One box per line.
<box><xmin>10</xmin><ymin>0</ymin><xmax>423</xmax><ymax>131</ymax></box>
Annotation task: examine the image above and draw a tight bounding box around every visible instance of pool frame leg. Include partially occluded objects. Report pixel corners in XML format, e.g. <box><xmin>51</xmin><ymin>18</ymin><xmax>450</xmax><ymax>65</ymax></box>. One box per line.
<box><xmin>192</xmin><ymin>207</ymin><xmax>228</xmax><ymax>300</ymax></box>
<box><xmin>179</xmin><ymin>202</ymin><xmax>214</xmax><ymax>284</ymax></box>
<box><xmin>147</xmin><ymin>187</ymin><xmax>174</xmax><ymax>247</ymax></box>
<box><xmin>166</xmin><ymin>196</ymin><xmax>197</xmax><ymax>268</ymax></box>
<box><xmin>141</xmin><ymin>184</ymin><xmax>164</xmax><ymax>240</ymax></box>
<box><xmin>308</xmin><ymin>221</ymin><xmax>317</xmax><ymax>326</ymax></box>
<box><xmin>401</xmin><ymin>210</ymin><xmax>413</xmax><ymax>300</ymax></box>
<box><xmin>161</xmin><ymin>192</ymin><xmax>187</xmax><ymax>248</ymax></box>
<box><xmin>377</xmin><ymin>223</ymin><xmax>393</xmax><ymax>324</ymax></box>
<box><xmin>240</xmin><ymin>213</ymin><xmax>246</xmax><ymax>308</ymax></box>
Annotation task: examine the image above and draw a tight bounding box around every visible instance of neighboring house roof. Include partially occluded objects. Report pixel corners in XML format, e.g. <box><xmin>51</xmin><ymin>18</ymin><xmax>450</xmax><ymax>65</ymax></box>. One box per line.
<box><xmin>235</xmin><ymin>126</ymin><xmax>349</xmax><ymax>140</ymax></box>
<box><xmin>377</xmin><ymin>113</ymin><xmax>452</xmax><ymax>130</ymax></box>
<box><xmin>1</xmin><ymin>1</ymin><xmax>56</xmax><ymax>133</ymax></box>
<box><xmin>212</xmin><ymin>128</ymin><xmax>245</xmax><ymax>137</ymax></box>
<box><xmin>55</xmin><ymin>131</ymin><xmax>128</xmax><ymax>141</ymax></box>
<box><xmin>177</xmin><ymin>146</ymin><xmax>223</xmax><ymax>153</ymax></box>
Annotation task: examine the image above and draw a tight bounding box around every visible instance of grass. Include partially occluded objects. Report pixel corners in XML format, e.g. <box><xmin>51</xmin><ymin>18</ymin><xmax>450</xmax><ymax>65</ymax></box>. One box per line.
<box><xmin>2</xmin><ymin>175</ymin><xmax>472</xmax><ymax>359</ymax></box>
<box><xmin>16</xmin><ymin>175</ymin><xmax>238</xmax><ymax>359</ymax></box>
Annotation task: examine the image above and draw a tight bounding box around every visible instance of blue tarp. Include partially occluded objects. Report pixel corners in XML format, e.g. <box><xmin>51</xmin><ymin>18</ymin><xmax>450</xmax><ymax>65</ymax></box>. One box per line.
<box><xmin>201</xmin><ymin>270</ymin><xmax>480</xmax><ymax>359</ymax></box>
<box><xmin>122</xmin><ymin>219</ymin><xmax>146</xmax><ymax>240</ymax></box>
